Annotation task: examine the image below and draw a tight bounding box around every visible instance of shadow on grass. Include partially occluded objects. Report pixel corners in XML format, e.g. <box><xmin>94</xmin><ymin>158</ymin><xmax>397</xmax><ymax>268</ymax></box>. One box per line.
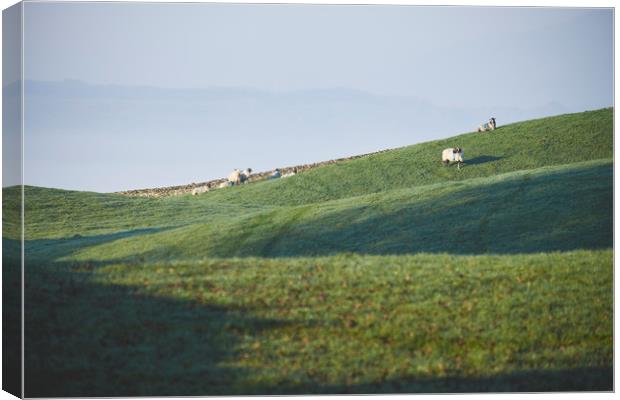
<box><xmin>17</xmin><ymin>222</ymin><xmax>613</xmax><ymax>396</ymax></box>
<box><xmin>217</xmin><ymin>162</ymin><xmax>612</xmax><ymax>257</ymax></box>
<box><xmin>24</xmin><ymin>258</ymin><xmax>304</xmax><ymax>397</ymax></box>
<box><xmin>23</xmin><ymin>227</ymin><xmax>175</xmax><ymax>261</ymax></box>
<box><xmin>465</xmin><ymin>155</ymin><xmax>503</xmax><ymax>165</ymax></box>
<box><xmin>17</xmin><ymin>163</ymin><xmax>614</xmax><ymax>263</ymax></box>
<box><xmin>23</xmin><ymin>254</ymin><xmax>613</xmax><ymax>396</ymax></box>
<box><xmin>305</xmin><ymin>367</ymin><xmax>613</xmax><ymax>394</ymax></box>
<box><xmin>17</xmin><ymin>227</ymin><xmax>277</xmax><ymax>396</ymax></box>
<box><xmin>15</xmin><ymin>164</ymin><xmax>613</xmax><ymax>395</ymax></box>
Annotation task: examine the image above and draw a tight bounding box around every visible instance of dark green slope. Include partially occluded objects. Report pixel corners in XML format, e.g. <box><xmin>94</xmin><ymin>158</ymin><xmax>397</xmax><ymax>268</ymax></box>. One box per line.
<box><xmin>58</xmin><ymin>159</ymin><xmax>611</xmax><ymax>262</ymax></box>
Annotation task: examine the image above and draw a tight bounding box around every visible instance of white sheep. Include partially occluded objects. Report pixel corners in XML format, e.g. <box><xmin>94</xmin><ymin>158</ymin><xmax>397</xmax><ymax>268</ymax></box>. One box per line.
<box><xmin>218</xmin><ymin>181</ymin><xmax>233</xmax><ymax>189</ymax></box>
<box><xmin>239</xmin><ymin>168</ymin><xmax>253</xmax><ymax>184</ymax></box>
<box><xmin>227</xmin><ymin>169</ymin><xmax>241</xmax><ymax>185</ymax></box>
<box><xmin>281</xmin><ymin>168</ymin><xmax>298</xmax><ymax>178</ymax></box>
<box><xmin>477</xmin><ymin>117</ymin><xmax>497</xmax><ymax>132</ymax></box>
<box><xmin>442</xmin><ymin>147</ymin><xmax>464</xmax><ymax>169</ymax></box>
<box><xmin>192</xmin><ymin>186</ymin><xmax>209</xmax><ymax>196</ymax></box>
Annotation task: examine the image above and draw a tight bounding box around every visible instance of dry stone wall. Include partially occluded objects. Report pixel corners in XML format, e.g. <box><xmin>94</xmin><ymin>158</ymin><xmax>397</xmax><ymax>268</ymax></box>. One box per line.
<box><xmin>115</xmin><ymin>148</ymin><xmax>396</xmax><ymax>198</ymax></box>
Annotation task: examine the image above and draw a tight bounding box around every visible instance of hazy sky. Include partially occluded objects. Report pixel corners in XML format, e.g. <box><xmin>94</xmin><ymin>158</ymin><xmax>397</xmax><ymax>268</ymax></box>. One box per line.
<box><xmin>15</xmin><ymin>2</ymin><xmax>614</xmax><ymax>191</ymax></box>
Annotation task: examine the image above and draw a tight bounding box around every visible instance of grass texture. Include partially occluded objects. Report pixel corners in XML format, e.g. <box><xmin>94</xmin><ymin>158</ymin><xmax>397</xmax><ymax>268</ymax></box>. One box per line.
<box><xmin>3</xmin><ymin>108</ymin><xmax>612</xmax><ymax>395</ymax></box>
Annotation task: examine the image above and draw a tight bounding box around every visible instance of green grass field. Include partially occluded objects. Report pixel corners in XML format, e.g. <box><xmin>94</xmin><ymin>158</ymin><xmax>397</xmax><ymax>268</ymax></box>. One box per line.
<box><xmin>5</xmin><ymin>108</ymin><xmax>613</xmax><ymax>395</ymax></box>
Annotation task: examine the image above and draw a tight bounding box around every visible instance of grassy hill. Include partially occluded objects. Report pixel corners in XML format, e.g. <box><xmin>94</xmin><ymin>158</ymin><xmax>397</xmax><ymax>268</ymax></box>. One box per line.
<box><xmin>36</xmin><ymin>159</ymin><xmax>609</xmax><ymax>263</ymax></box>
<box><xmin>6</xmin><ymin>108</ymin><xmax>613</xmax><ymax>396</ymax></box>
<box><xmin>195</xmin><ymin>107</ymin><xmax>612</xmax><ymax>206</ymax></box>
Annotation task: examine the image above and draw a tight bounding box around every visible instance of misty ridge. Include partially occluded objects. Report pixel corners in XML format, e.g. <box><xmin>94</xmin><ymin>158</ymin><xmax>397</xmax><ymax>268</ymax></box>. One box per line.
<box><xmin>22</xmin><ymin>79</ymin><xmax>571</xmax><ymax>137</ymax></box>
<box><xmin>18</xmin><ymin>79</ymin><xmax>577</xmax><ymax>192</ymax></box>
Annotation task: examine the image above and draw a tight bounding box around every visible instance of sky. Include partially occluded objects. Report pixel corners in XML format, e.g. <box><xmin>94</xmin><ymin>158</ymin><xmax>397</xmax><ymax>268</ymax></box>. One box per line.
<box><xmin>7</xmin><ymin>2</ymin><xmax>614</xmax><ymax>191</ymax></box>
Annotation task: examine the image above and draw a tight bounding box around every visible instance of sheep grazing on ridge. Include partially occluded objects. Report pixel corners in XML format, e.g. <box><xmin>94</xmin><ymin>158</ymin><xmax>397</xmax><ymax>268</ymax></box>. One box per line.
<box><xmin>477</xmin><ymin>117</ymin><xmax>497</xmax><ymax>132</ymax></box>
<box><xmin>268</xmin><ymin>168</ymin><xmax>282</xmax><ymax>180</ymax></box>
<box><xmin>282</xmin><ymin>168</ymin><xmax>298</xmax><ymax>178</ymax></box>
<box><xmin>227</xmin><ymin>168</ymin><xmax>253</xmax><ymax>186</ymax></box>
<box><xmin>239</xmin><ymin>168</ymin><xmax>253</xmax><ymax>184</ymax></box>
<box><xmin>227</xmin><ymin>169</ymin><xmax>241</xmax><ymax>185</ymax></box>
<box><xmin>442</xmin><ymin>147</ymin><xmax>464</xmax><ymax>169</ymax></box>
<box><xmin>218</xmin><ymin>181</ymin><xmax>233</xmax><ymax>189</ymax></box>
<box><xmin>191</xmin><ymin>186</ymin><xmax>209</xmax><ymax>196</ymax></box>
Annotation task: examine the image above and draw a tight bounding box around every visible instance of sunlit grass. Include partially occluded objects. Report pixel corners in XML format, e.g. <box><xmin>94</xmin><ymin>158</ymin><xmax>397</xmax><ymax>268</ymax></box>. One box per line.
<box><xmin>8</xmin><ymin>108</ymin><xmax>613</xmax><ymax>396</ymax></box>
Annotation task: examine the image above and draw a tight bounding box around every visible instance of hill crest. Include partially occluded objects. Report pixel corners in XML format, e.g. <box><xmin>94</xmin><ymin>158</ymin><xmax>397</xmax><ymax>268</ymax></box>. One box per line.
<box><xmin>115</xmin><ymin>108</ymin><xmax>613</xmax><ymax>199</ymax></box>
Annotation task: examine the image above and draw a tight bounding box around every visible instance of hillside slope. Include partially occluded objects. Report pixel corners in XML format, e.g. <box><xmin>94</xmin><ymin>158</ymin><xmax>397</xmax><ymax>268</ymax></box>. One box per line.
<box><xmin>55</xmin><ymin>159</ymin><xmax>612</xmax><ymax>262</ymax></box>
<box><xmin>8</xmin><ymin>108</ymin><xmax>614</xmax><ymax>395</ymax></box>
<box><xmin>9</xmin><ymin>108</ymin><xmax>613</xmax><ymax>243</ymax></box>
<box><xmin>195</xmin><ymin>108</ymin><xmax>612</xmax><ymax>206</ymax></box>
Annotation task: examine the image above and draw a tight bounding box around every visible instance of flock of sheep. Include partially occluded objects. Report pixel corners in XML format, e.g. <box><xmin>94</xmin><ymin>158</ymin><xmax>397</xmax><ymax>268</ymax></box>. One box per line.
<box><xmin>193</xmin><ymin>117</ymin><xmax>497</xmax><ymax>195</ymax></box>
<box><xmin>191</xmin><ymin>167</ymin><xmax>298</xmax><ymax>195</ymax></box>
<box><xmin>442</xmin><ymin>117</ymin><xmax>497</xmax><ymax>169</ymax></box>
